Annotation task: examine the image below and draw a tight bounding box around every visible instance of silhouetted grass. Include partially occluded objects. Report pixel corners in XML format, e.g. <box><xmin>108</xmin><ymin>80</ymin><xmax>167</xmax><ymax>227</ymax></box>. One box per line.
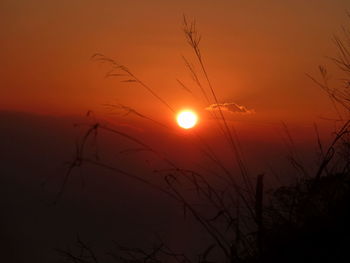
<box><xmin>57</xmin><ymin>15</ymin><xmax>350</xmax><ymax>263</ymax></box>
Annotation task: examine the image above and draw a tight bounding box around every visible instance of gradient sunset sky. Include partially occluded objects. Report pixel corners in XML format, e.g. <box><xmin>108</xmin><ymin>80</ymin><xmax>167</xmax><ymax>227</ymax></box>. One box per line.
<box><xmin>2</xmin><ymin>2</ymin><xmax>350</xmax><ymax>261</ymax></box>
<box><xmin>1</xmin><ymin>0</ymin><xmax>349</xmax><ymax>124</ymax></box>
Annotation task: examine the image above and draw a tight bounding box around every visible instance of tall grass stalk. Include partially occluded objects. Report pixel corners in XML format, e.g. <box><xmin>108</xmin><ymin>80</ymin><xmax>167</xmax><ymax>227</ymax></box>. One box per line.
<box><xmin>58</xmin><ymin>15</ymin><xmax>350</xmax><ymax>263</ymax></box>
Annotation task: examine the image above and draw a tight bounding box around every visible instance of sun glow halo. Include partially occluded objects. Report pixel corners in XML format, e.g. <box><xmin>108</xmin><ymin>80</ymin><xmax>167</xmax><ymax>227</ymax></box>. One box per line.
<box><xmin>176</xmin><ymin>110</ymin><xmax>198</xmax><ymax>129</ymax></box>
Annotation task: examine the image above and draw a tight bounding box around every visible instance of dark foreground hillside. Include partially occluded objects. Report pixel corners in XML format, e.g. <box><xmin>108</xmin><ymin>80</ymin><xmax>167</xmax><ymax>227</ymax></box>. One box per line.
<box><xmin>259</xmin><ymin>173</ymin><xmax>350</xmax><ymax>263</ymax></box>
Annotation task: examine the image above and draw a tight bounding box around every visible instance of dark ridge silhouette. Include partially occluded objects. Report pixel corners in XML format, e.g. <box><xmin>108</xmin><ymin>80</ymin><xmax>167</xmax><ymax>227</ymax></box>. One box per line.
<box><xmin>53</xmin><ymin>15</ymin><xmax>350</xmax><ymax>263</ymax></box>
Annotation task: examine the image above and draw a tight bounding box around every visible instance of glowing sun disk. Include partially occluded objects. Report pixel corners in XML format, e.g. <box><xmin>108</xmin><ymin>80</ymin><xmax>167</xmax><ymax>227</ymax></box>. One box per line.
<box><xmin>176</xmin><ymin>110</ymin><xmax>198</xmax><ymax>129</ymax></box>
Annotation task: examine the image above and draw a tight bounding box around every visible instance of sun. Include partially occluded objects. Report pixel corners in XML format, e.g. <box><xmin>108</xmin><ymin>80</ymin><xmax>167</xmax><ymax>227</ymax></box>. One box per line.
<box><xmin>176</xmin><ymin>110</ymin><xmax>198</xmax><ymax>129</ymax></box>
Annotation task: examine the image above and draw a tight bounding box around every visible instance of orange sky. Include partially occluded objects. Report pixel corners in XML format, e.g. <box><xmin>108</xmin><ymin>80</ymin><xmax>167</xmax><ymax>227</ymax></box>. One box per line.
<box><xmin>3</xmin><ymin>3</ymin><xmax>350</xmax><ymax>261</ymax></box>
<box><xmin>1</xmin><ymin>0</ymin><xmax>349</xmax><ymax>125</ymax></box>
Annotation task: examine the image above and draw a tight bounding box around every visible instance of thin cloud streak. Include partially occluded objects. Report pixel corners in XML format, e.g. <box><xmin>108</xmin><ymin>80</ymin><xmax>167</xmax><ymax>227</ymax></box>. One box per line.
<box><xmin>205</xmin><ymin>102</ymin><xmax>255</xmax><ymax>114</ymax></box>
